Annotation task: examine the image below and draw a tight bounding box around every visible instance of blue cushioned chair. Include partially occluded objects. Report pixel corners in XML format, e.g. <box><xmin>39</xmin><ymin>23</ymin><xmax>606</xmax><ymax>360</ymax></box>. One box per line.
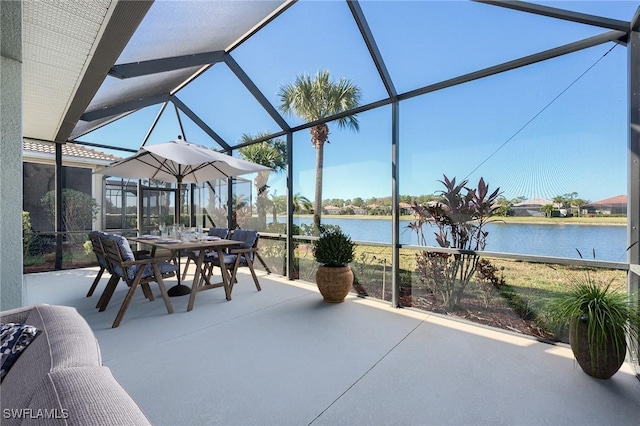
<box><xmin>202</xmin><ymin>229</ymin><xmax>261</xmax><ymax>297</ymax></box>
<box><xmin>99</xmin><ymin>234</ymin><xmax>177</xmax><ymax>328</ymax></box>
<box><xmin>87</xmin><ymin>231</ymin><xmax>110</xmax><ymax>297</ymax></box>
<box><xmin>88</xmin><ymin>231</ymin><xmax>152</xmax><ymax>302</ymax></box>
<box><xmin>208</xmin><ymin>227</ymin><xmax>229</xmax><ymax>238</ymax></box>
<box><xmin>181</xmin><ymin>227</ymin><xmax>229</xmax><ymax>281</ymax></box>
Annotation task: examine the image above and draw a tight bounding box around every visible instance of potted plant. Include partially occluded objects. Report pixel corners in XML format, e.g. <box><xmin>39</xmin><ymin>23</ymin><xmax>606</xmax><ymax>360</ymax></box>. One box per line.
<box><xmin>549</xmin><ymin>272</ymin><xmax>640</xmax><ymax>379</ymax></box>
<box><xmin>313</xmin><ymin>227</ymin><xmax>355</xmax><ymax>303</ymax></box>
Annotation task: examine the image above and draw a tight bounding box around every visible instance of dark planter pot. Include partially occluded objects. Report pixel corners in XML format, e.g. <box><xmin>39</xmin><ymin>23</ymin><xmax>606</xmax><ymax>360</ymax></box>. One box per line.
<box><xmin>316</xmin><ymin>265</ymin><xmax>353</xmax><ymax>303</ymax></box>
<box><xmin>569</xmin><ymin>317</ymin><xmax>626</xmax><ymax>379</ymax></box>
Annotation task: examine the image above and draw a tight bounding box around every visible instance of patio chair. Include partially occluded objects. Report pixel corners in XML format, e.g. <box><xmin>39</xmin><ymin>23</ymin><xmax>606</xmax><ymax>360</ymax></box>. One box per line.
<box><xmin>181</xmin><ymin>227</ymin><xmax>229</xmax><ymax>281</ymax></box>
<box><xmin>89</xmin><ymin>232</ymin><xmax>153</xmax><ymax>306</ymax></box>
<box><xmin>202</xmin><ymin>229</ymin><xmax>261</xmax><ymax>296</ymax></box>
<box><xmin>86</xmin><ymin>231</ymin><xmax>111</xmax><ymax>297</ymax></box>
<box><xmin>99</xmin><ymin>234</ymin><xmax>177</xmax><ymax>328</ymax></box>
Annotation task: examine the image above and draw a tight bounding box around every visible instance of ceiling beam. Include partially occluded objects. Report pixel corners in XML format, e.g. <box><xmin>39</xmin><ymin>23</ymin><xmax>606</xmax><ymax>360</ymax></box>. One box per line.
<box><xmin>108</xmin><ymin>51</ymin><xmax>226</xmax><ymax>79</ymax></box>
<box><xmin>632</xmin><ymin>6</ymin><xmax>640</xmax><ymax>32</ymax></box>
<box><xmin>80</xmin><ymin>93</ymin><xmax>171</xmax><ymax>122</ymax></box>
<box><xmin>399</xmin><ymin>30</ymin><xmax>627</xmax><ymax>102</ymax></box>
<box><xmin>55</xmin><ymin>0</ymin><xmax>153</xmax><ymax>142</ymax></box>
<box><xmin>348</xmin><ymin>0</ymin><xmax>397</xmax><ymax>100</ymax></box>
<box><xmin>170</xmin><ymin>95</ymin><xmax>231</xmax><ymax>151</ymax></box>
<box><xmin>474</xmin><ymin>0</ymin><xmax>630</xmax><ymax>31</ymax></box>
<box><xmin>224</xmin><ymin>55</ymin><xmax>291</xmax><ymax>131</ymax></box>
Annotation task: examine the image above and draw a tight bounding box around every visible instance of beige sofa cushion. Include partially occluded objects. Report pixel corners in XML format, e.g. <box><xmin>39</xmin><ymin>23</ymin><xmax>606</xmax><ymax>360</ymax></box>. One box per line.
<box><xmin>1</xmin><ymin>305</ymin><xmax>101</xmax><ymax>420</ymax></box>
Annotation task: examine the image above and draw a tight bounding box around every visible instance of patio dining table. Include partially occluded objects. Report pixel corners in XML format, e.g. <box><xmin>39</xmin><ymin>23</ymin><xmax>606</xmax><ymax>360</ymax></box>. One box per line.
<box><xmin>128</xmin><ymin>236</ymin><xmax>243</xmax><ymax>311</ymax></box>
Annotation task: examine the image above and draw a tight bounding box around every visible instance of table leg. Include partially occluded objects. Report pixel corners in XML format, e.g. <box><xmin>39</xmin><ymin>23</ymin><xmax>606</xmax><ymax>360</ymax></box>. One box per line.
<box><xmin>186</xmin><ymin>246</ymin><xmax>233</xmax><ymax>311</ymax></box>
<box><xmin>187</xmin><ymin>249</ymin><xmax>206</xmax><ymax>311</ymax></box>
<box><xmin>167</xmin><ymin>248</ymin><xmax>191</xmax><ymax>297</ymax></box>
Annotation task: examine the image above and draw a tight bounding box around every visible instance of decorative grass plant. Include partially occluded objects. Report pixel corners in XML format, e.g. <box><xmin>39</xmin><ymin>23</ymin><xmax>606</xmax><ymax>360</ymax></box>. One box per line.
<box><xmin>549</xmin><ymin>264</ymin><xmax>640</xmax><ymax>378</ymax></box>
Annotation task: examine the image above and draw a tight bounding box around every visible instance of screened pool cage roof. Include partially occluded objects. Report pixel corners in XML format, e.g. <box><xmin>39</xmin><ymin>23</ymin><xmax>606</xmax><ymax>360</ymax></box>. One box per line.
<box><xmin>22</xmin><ymin>0</ymin><xmax>638</xmax><ymax>155</ymax></box>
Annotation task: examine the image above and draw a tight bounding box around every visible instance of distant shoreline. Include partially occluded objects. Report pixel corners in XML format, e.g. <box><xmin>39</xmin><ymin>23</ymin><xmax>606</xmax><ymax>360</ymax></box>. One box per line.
<box><xmin>289</xmin><ymin>214</ymin><xmax>627</xmax><ymax>226</ymax></box>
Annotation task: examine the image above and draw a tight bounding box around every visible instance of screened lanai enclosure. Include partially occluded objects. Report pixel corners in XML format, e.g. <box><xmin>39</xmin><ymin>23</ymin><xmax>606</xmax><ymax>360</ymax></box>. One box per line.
<box><xmin>13</xmin><ymin>1</ymin><xmax>640</xmax><ymax>371</ymax></box>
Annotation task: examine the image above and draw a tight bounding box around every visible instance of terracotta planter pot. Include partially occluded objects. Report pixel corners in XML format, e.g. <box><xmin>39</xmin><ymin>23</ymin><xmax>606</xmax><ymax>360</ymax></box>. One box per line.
<box><xmin>316</xmin><ymin>265</ymin><xmax>353</xmax><ymax>303</ymax></box>
<box><xmin>569</xmin><ymin>317</ymin><xmax>627</xmax><ymax>379</ymax></box>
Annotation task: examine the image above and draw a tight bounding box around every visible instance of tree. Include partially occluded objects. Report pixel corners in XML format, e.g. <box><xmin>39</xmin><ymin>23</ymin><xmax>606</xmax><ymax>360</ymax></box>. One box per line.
<box><xmin>409</xmin><ymin>175</ymin><xmax>500</xmax><ymax>309</ymax></box>
<box><xmin>572</xmin><ymin>198</ymin><xmax>589</xmax><ymax>216</ymax></box>
<box><xmin>231</xmin><ymin>193</ymin><xmax>249</xmax><ymax>229</ymax></box>
<box><xmin>293</xmin><ymin>193</ymin><xmax>313</xmax><ymax>214</ymax></box>
<box><xmin>542</xmin><ymin>204</ymin><xmax>555</xmax><ymax>217</ymax></box>
<box><xmin>41</xmin><ymin>189</ymin><xmax>100</xmax><ymax>243</ymax></box>
<box><xmin>553</xmin><ymin>195</ymin><xmax>567</xmax><ymax>209</ymax></box>
<box><xmin>278</xmin><ymin>70</ymin><xmax>361</xmax><ymax>230</ymax></box>
<box><xmin>494</xmin><ymin>196</ymin><xmax>513</xmax><ymax>217</ymax></box>
<box><xmin>269</xmin><ymin>194</ymin><xmax>287</xmax><ymax>223</ymax></box>
<box><xmin>238</xmin><ymin>132</ymin><xmax>286</xmax><ymax>229</ymax></box>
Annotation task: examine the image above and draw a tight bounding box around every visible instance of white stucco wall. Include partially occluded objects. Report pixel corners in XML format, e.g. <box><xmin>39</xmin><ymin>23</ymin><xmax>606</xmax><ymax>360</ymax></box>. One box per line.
<box><xmin>1</xmin><ymin>0</ymin><xmax>24</xmax><ymax>310</ymax></box>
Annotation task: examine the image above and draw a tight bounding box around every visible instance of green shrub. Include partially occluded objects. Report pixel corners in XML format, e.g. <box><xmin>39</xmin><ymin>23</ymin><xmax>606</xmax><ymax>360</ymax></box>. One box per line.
<box><xmin>313</xmin><ymin>227</ymin><xmax>355</xmax><ymax>267</ymax></box>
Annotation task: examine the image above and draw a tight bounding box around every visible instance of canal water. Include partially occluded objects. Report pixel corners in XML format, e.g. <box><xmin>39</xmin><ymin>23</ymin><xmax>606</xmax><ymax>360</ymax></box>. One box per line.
<box><xmin>292</xmin><ymin>217</ymin><xmax>629</xmax><ymax>262</ymax></box>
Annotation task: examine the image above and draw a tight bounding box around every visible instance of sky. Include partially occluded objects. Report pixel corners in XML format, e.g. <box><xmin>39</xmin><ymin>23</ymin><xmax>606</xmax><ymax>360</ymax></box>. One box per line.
<box><xmin>81</xmin><ymin>0</ymin><xmax>640</xmax><ymax>205</ymax></box>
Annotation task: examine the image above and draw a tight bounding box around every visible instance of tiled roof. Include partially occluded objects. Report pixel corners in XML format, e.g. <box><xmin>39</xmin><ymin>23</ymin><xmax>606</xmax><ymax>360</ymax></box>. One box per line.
<box><xmin>589</xmin><ymin>195</ymin><xmax>627</xmax><ymax>205</ymax></box>
<box><xmin>513</xmin><ymin>198</ymin><xmax>553</xmax><ymax>207</ymax></box>
<box><xmin>23</xmin><ymin>138</ymin><xmax>120</xmax><ymax>162</ymax></box>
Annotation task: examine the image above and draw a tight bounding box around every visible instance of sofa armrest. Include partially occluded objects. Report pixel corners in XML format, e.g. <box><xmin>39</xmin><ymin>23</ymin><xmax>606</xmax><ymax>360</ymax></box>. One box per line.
<box><xmin>23</xmin><ymin>367</ymin><xmax>151</xmax><ymax>426</ymax></box>
<box><xmin>0</xmin><ymin>305</ymin><xmax>36</xmax><ymax>324</ymax></box>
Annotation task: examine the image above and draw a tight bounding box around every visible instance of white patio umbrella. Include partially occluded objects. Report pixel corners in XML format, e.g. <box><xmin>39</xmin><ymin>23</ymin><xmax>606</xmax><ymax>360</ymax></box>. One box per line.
<box><xmin>95</xmin><ymin>139</ymin><xmax>271</xmax><ymax>296</ymax></box>
<box><xmin>96</xmin><ymin>139</ymin><xmax>270</xmax><ymax>185</ymax></box>
<box><xmin>96</xmin><ymin>139</ymin><xmax>270</xmax><ymax>217</ymax></box>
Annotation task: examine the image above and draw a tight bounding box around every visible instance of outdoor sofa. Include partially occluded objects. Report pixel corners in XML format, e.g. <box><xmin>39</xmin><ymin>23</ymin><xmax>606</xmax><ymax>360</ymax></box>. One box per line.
<box><xmin>1</xmin><ymin>304</ymin><xmax>150</xmax><ymax>425</ymax></box>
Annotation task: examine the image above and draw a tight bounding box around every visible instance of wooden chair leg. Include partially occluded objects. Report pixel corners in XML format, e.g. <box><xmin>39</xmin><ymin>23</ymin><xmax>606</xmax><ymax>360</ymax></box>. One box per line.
<box><xmin>112</xmin><ymin>268</ymin><xmax>144</xmax><ymax>328</ymax></box>
<box><xmin>97</xmin><ymin>275</ymin><xmax>120</xmax><ymax>311</ymax></box>
<box><xmin>203</xmin><ymin>263</ymin><xmax>215</xmax><ymax>286</ymax></box>
<box><xmin>153</xmin><ymin>264</ymin><xmax>174</xmax><ymax>315</ymax></box>
<box><xmin>220</xmin><ymin>262</ymin><xmax>232</xmax><ymax>301</ymax></box>
<box><xmin>141</xmin><ymin>283</ymin><xmax>155</xmax><ymax>301</ymax></box>
<box><xmin>227</xmin><ymin>259</ymin><xmax>240</xmax><ymax>295</ymax></box>
<box><xmin>87</xmin><ymin>267</ymin><xmax>105</xmax><ymax>297</ymax></box>
<box><xmin>246</xmin><ymin>259</ymin><xmax>261</xmax><ymax>291</ymax></box>
<box><xmin>255</xmin><ymin>252</ymin><xmax>271</xmax><ymax>274</ymax></box>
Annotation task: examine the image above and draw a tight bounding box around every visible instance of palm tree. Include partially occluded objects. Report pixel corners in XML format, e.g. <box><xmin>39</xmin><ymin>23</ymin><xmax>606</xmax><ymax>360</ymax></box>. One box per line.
<box><xmin>278</xmin><ymin>70</ymin><xmax>361</xmax><ymax>229</ymax></box>
<box><xmin>231</xmin><ymin>193</ymin><xmax>249</xmax><ymax>229</ymax></box>
<box><xmin>293</xmin><ymin>193</ymin><xmax>313</xmax><ymax>214</ymax></box>
<box><xmin>572</xmin><ymin>198</ymin><xmax>589</xmax><ymax>217</ymax></box>
<box><xmin>269</xmin><ymin>194</ymin><xmax>287</xmax><ymax>223</ymax></box>
<box><xmin>238</xmin><ymin>132</ymin><xmax>286</xmax><ymax>229</ymax></box>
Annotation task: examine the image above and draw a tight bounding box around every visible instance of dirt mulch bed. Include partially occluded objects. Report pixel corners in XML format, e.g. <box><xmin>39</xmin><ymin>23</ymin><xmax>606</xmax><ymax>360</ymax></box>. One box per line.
<box><xmin>400</xmin><ymin>292</ymin><xmax>555</xmax><ymax>341</ymax></box>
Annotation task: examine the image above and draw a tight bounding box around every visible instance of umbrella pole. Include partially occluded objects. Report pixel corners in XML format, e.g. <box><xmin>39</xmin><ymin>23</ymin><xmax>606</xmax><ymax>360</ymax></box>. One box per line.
<box><xmin>168</xmin><ymin>177</ymin><xmax>191</xmax><ymax>297</ymax></box>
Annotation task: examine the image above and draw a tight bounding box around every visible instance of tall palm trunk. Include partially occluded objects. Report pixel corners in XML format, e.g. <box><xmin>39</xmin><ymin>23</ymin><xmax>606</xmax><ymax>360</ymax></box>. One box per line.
<box><xmin>255</xmin><ymin>171</ymin><xmax>270</xmax><ymax>229</ymax></box>
<box><xmin>314</xmin><ymin>141</ymin><xmax>324</xmax><ymax>229</ymax></box>
<box><xmin>311</xmin><ymin>123</ymin><xmax>329</xmax><ymax>229</ymax></box>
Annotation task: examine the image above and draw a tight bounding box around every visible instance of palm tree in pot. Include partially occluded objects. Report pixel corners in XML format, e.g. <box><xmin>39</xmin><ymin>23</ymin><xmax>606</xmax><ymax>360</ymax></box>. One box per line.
<box><xmin>313</xmin><ymin>227</ymin><xmax>355</xmax><ymax>303</ymax></box>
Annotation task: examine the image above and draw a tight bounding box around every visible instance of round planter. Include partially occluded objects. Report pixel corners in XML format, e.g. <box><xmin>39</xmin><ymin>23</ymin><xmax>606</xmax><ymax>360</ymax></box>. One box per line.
<box><xmin>316</xmin><ymin>265</ymin><xmax>353</xmax><ymax>303</ymax></box>
<box><xmin>569</xmin><ymin>317</ymin><xmax>627</xmax><ymax>379</ymax></box>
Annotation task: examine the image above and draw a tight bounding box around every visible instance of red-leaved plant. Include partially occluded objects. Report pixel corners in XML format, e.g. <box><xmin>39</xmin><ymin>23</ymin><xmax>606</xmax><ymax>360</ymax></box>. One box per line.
<box><xmin>409</xmin><ymin>175</ymin><xmax>500</xmax><ymax>309</ymax></box>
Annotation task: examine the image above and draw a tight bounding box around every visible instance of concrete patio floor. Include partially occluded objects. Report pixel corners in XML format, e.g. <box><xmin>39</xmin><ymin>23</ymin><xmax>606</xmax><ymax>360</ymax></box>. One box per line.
<box><xmin>23</xmin><ymin>266</ymin><xmax>640</xmax><ymax>426</ymax></box>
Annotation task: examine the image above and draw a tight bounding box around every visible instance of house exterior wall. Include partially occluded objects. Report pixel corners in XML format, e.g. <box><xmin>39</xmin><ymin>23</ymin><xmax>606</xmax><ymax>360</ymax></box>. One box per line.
<box><xmin>1</xmin><ymin>0</ymin><xmax>24</xmax><ymax>310</ymax></box>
